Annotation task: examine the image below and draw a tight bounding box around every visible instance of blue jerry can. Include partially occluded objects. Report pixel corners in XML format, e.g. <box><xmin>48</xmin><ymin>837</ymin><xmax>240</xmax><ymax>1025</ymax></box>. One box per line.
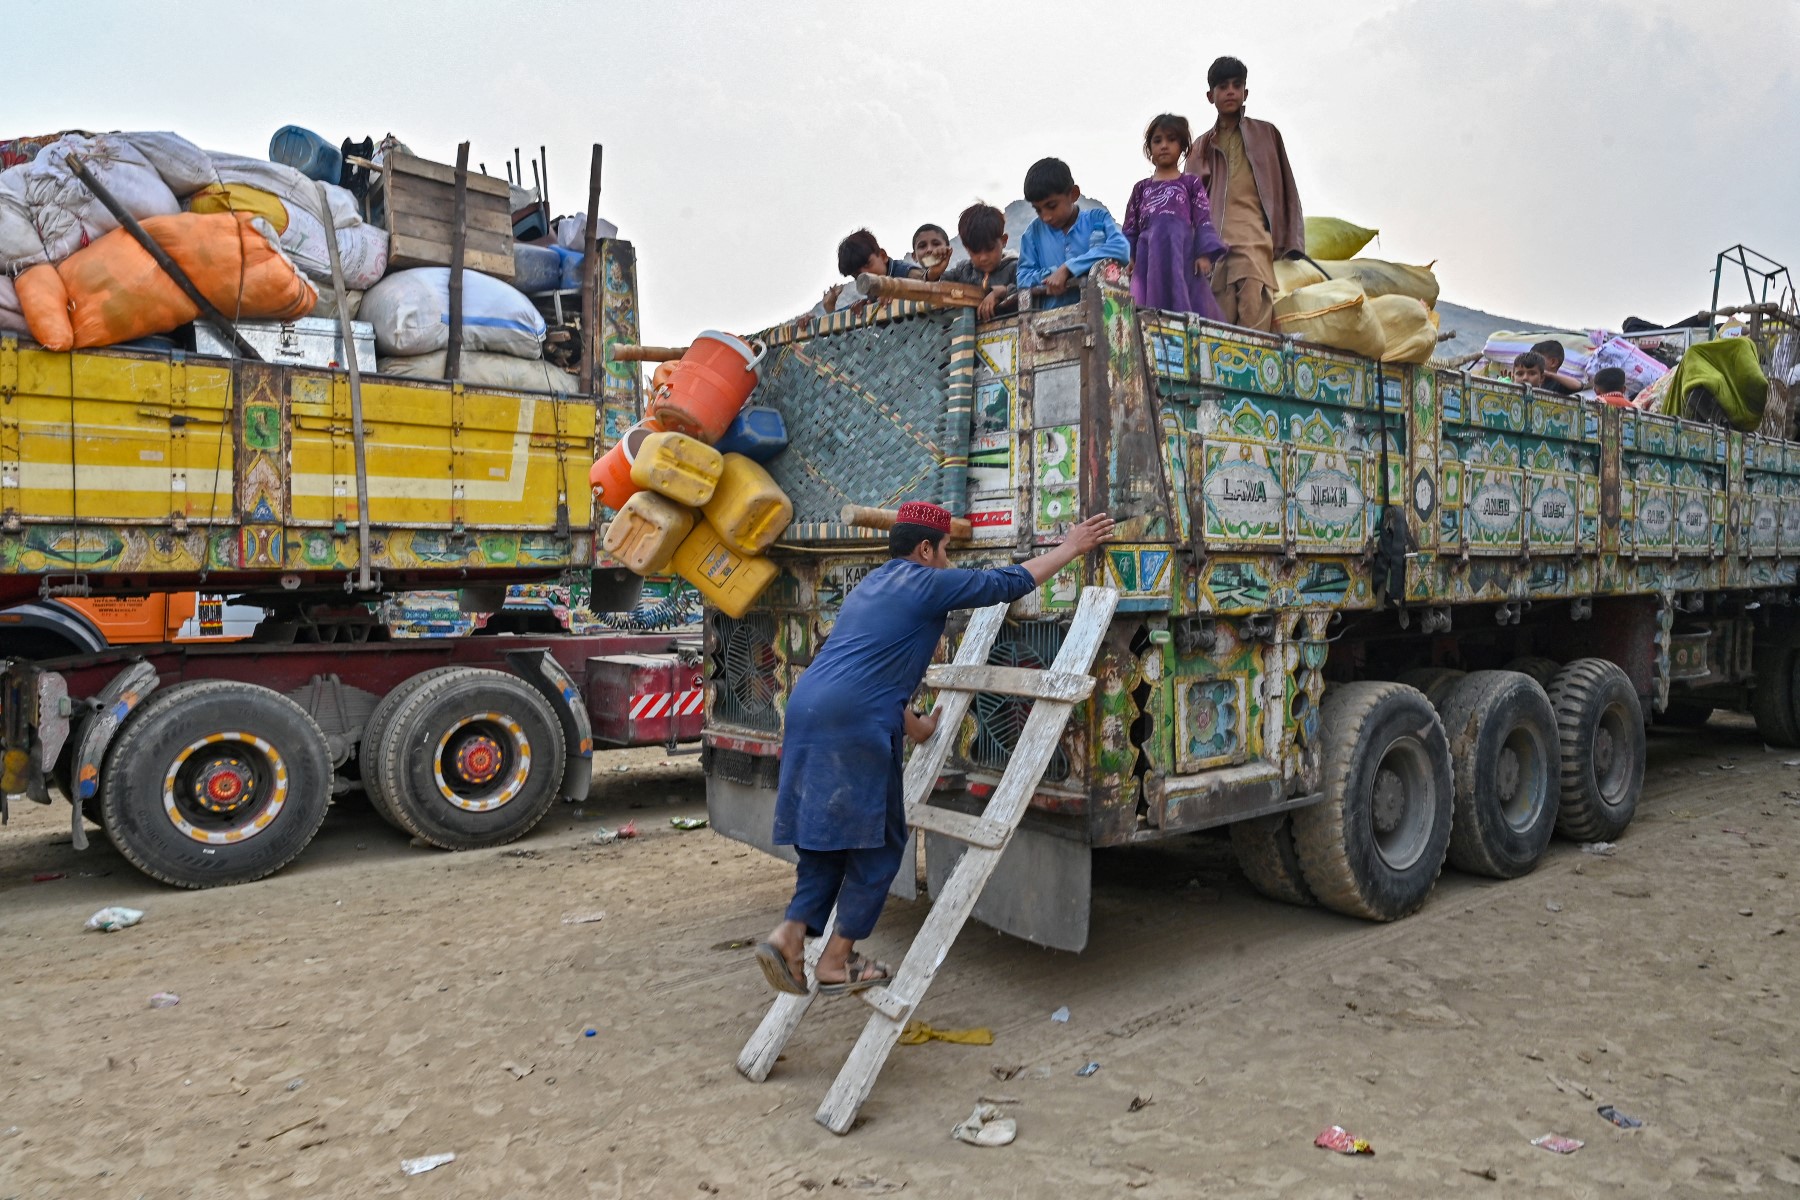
<box><xmin>711</xmin><ymin>407</ymin><xmax>788</xmax><ymax>463</ymax></box>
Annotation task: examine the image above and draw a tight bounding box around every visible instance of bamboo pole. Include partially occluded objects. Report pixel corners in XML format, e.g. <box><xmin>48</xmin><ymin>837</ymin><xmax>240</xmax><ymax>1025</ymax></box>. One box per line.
<box><xmin>444</xmin><ymin>141</ymin><xmax>470</xmax><ymax>381</ymax></box>
<box><xmin>854</xmin><ymin>273</ymin><xmax>992</xmax><ymax>308</ymax></box>
<box><xmin>578</xmin><ymin>144</ymin><xmax>604</xmax><ymax>395</ymax></box>
<box><xmin>840</xmin><ymin>504</ymin><xmax>974</xmax><ymax>540</ymax></box>
<box><xmin>315</xmin><ymin>183</ymin><xmax>374</xmax><ymax>591</ymax></box>
<box><xmin>608</xmin><ymin>344</ymin><xmax>688</xmax><ymax>363</ymax></box>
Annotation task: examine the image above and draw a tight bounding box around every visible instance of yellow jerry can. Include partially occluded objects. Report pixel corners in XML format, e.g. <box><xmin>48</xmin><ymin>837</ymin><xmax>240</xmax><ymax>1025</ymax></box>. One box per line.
<box><xmin>702</xmin><ymin>453</ymin><xmax>793</xmax><ymax>556</ymax></box>
<box><xmin>630</xmin><ymin>430</ymin><xmax>724</xmax><ymax>507</ymax></box>
<box><xmin>602</xmin><ymin>490</ymin><xmax>696</xmax><ymax>576</ymax></box>
<box><xmin>671</xmin><ymin>518</ymin><xmax>779</xmax><ymax>619</ymax></box>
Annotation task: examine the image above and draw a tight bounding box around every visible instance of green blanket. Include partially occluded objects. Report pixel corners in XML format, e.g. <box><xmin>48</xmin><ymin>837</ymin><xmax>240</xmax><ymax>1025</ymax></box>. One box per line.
<box><xmin>1658</xmin><ymin>336</ymin><xmax>1767</xmax><ymax>431</ymax></box>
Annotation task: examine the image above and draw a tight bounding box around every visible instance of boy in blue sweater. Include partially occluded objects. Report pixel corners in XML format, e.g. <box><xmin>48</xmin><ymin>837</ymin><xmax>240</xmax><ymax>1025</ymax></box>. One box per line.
<box><xmin>1015</xmin><ymin>157</ymin><xmax>1131</xmax><ymax>309</ymax></box>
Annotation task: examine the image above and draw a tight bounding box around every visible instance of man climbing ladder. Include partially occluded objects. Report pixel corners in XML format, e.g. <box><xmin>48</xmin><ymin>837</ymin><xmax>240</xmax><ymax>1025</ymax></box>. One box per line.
<box><xmin>756</xmin><ymin>502</ymin><xmax>1116</xmax><ymax>996</ymax></box>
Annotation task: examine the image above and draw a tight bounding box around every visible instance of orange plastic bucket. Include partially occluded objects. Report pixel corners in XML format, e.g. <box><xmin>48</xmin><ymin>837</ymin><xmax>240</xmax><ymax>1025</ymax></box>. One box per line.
<box><xmin>651</xmin><ymin>330</ymin><xmax>767</xmax><ymax>443</ymax></box>
<box><xmin>589</xmin><ymin>419</ymin><xmax>662</xmax><ymax>512</ymax></box>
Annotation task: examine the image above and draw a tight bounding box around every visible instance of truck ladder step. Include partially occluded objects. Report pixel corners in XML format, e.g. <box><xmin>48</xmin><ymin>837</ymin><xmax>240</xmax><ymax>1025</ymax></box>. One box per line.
<box><xmin>904</xmin><ymin>803</ymin><xmax>1010</xmax><ymax>850</ymax></box>
<box><xmin>733</xmin><ymin>586</ymin><xmax>1120</xmax><ymax>1136</ymax></box>
<box><xmin>921</xmin><ymin>663</ymin><xmax>1095</xmax><ymax>703</ymax></box>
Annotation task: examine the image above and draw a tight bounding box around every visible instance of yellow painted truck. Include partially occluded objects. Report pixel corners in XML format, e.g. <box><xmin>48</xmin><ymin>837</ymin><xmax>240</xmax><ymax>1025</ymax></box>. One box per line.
<box><xmin>0</xmin><ymin>240</ymin><xmax>678</xmax><ymax>887</ymax></box>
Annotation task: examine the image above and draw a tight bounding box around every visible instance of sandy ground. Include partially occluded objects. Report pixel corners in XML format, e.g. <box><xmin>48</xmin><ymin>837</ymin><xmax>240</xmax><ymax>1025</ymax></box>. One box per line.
<box><xmin>2</xmin><ymin>721</ymin><xmax>1797</xmax><ymax>1199</ymax></box>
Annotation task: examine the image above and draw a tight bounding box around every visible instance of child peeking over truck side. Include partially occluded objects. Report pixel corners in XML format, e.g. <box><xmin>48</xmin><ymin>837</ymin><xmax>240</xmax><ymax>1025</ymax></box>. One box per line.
<box><xmin>941</xmin><ymin>202</ymin><xmax>1019</xmax><ymax>320</ymax></box>
<box><xmin>1015</xmin><ymin>157</ymin><xmax>1131</xmax><ymax>310</ymax></box>
<box><xmin>817</xmin><ymin>229</ymin><xmax>924</xmax><ymax>315</ymax></box>
<box><xmin>911</xmin><ymin>223</ymin><xmax>952</xmax><ymax>281</ymax></box>
<box><xmin>1531</xmin><ymin>339</ymin><xmax>1583</xmax><ymax>395</ymax></box>
<box><xmin>1511</xmin><ymin>351</ymin><xmax>1547</xmax><ymax>389</ymax></box>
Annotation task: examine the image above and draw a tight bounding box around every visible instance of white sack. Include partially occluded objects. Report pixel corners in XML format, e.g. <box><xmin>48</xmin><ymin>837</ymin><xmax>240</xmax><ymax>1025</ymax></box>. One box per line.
<box><xmin>359</xmin><ymin>267</ymin><xmax>546</xmax><ymax>358</ymax></box>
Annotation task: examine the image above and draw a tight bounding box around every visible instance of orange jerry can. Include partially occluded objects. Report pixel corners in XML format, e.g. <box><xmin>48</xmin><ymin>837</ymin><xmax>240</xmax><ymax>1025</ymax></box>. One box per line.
<box><xmin>589</xmin><ymin>419</ymin><xmax>662</xmax><ymax>512</ymax></box>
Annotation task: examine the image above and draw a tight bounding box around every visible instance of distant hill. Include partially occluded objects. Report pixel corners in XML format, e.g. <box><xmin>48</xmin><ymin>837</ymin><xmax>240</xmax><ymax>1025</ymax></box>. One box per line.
<box><xmin>1431</xmin><ymin>299</ymin><xmax>1566</xmax><ymax>364</ymax></box>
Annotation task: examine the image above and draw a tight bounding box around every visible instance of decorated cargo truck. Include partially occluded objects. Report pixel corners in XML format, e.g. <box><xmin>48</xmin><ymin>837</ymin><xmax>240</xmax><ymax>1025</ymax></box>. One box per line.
<box><xmin>701</xmin><ymin>263</ymin><xmax>1800</xmax><ymax>950</ymax></box>
<box><xmin>0</xmin><ymin>239</ymin><xmax>692</xmax><ymax>887</ymax></box>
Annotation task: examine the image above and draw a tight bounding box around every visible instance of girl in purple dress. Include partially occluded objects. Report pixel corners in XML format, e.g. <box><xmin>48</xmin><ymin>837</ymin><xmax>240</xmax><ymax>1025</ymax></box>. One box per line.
<box><xmin>1122</xmin><ymin>113</ymin><xmax>1227</xmax><ymax>320</ymax></box>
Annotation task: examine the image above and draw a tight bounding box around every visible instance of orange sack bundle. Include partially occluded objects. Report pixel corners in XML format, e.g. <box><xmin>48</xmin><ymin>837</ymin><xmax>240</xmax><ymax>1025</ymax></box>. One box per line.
<box><xmin>16</xmin><ymin>211</ymin><xmax>318</xmax><ymax>351</ymax></box>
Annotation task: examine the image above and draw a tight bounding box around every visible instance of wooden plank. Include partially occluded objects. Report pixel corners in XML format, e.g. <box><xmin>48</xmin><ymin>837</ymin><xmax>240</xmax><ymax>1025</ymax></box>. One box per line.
<box><xmin>813</xmin><ymin>587</ymin><xmax>1119</xmax><ymax>1135</ymax></box>
<box><xmin>387</xmin><ymin>233</ymin><xmax>513</xmax><ymax>279</ymax></box>
<box><xmin>387</xmin><ymin>152</ymin><xmax>511</xmax><ymax>198</ymax></box>
<box><xmin>923</xmin><ymin>663</ymin><xmax>1094</xmax><ymax>703</ymax></box>
<box><xmin>905</xmin><ymin>802</ymin><xmax>1014</xmax><ymax>850</ymax></box>
<box><xmin>735</xmin><ymin>600</ymin><xmax>1014</xmax><ymax>1085</ymax></box>
<box><xmin>389</xmin><ymin>204</ymin><xmax>515</xmax><ymax>242</ymax></box>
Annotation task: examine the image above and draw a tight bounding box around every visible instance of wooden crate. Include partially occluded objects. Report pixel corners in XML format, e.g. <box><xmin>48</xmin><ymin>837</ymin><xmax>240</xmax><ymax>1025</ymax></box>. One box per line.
<box><xmin>376</xmin><ymin>152</ymin><xmax>515</xmax><ymax>279</ymax></box>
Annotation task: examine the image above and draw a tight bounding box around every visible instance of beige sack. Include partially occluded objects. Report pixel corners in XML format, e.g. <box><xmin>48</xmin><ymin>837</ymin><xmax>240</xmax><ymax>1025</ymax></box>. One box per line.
<box><xmin>1273</xmin><ymin>279</ymin><xmax>1386</xmax><ymax>360</ymax></box>
<box><xmin>1315</xmin><ymin>258</ymin><xmax>1440</xmax><ymax>307</ymax></box>
<box><xmin>1274</xmin><ymin>257</ymin><xmax>1327</xmax><ymax>296</ymax></box>
<box><xmin>1369</xmin><ymin>294</ymin><xmax>1437</xmax><ymax>364</ymax></box>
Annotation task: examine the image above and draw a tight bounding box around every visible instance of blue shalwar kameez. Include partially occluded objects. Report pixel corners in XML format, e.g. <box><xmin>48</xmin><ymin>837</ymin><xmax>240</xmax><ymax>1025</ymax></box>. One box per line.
<box><xmin>772</xmin><ymin>558</ymin><xmax>1036</xmax><ymax>940</ymax></box>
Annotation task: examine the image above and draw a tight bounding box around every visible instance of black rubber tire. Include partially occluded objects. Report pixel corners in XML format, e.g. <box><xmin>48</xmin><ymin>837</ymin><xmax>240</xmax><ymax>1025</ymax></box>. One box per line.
<box><xmin>1657</xmin><ymin>699</ymin><xmax>1715</xmax><ymax>729</ymax></box>
<box><xmin>377</xmin><ymin>667</ymin><xmax>565</xmax><ymax>850</ymax></box>
<box><xmin>1229</xmin><ymin>812</ymin><xmax>1315</xmax><ymax>906</ymax></box>
<box><xmin>359</xmin><ymin>666</ymin><xmax>465</xmax><ymax>832</ymax></box>
<box><xmin>1397</xmin><ymin>667</ymin><xmax>1467</xmax><ymax>710</ymax></box>
<box><xmin>1438</xmin><ymin>671</ymin><xmax>1560</xmax><ymax>878</ymax></box>
<box><xmin>99</xmin><ymin>680</ymin><xmax>332</xmax><ymax>888</ymax></box>
<box><xmin>1504</xmin><ymin>655</ymin><xmax>1562</xmax><ymax>689</ymax></box>
<box><xmin>1750</xmin><ymin>647</ymin><xmax>1800</xmax><ymax>747</ymax></box>
<box><xmin>1548</xmin><ymin>658</ymin><xmax>1645</xmax><ymax>842</ymax></box>
<box><xmin>1292</xmin><ymin>681</ymin><xmax>1454</xmax><ymax>921</ymax></box>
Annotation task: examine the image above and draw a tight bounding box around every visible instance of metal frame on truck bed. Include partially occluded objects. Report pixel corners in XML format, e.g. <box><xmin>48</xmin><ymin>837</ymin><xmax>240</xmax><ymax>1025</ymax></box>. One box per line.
<box><xmin>702</xmin><ymin>263</ymin><xmax>1800</xmax><ymax>950</ymax></box>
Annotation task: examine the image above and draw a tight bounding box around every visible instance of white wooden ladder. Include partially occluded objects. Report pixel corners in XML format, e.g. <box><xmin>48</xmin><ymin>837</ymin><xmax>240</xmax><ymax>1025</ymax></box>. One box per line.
<box><xmin>737</xmin><ymin>585</ymin><xmax>1120</xmax><ymax>1134</ymax></box>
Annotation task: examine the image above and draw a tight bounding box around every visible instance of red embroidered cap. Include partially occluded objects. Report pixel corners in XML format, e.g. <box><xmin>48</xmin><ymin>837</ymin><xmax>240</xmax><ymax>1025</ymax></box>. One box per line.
<box><xmin>895</xmin><ymin>501</ymin><xmax>952</xmax><ymax>533</ymax></box>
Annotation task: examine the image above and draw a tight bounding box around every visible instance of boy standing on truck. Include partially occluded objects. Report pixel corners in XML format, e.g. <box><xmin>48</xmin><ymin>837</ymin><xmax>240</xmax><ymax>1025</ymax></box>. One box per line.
<box><xmin>1183</xmin><ymin>56</ymin><xmax>1305</xmax><ymax>333</ymax></box>
<box><xmin>1531</xmin><ymin>339</ymin><xmax>1584</xmax><ymax>394</ymax></box>
<box><xmin>756</xmin><ymin>503</ymin><xmax>1116</xmax><ymax>995</ymax></box>
<box><xmin>1016</xmin><ymin>158</ymin><xmax>1131</xmax><ymax>310</ymax></box>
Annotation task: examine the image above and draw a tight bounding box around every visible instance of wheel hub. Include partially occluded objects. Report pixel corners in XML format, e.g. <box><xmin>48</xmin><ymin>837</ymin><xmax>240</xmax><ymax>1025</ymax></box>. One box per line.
<box><xmin>453</xmin><ymin>735</ymin><xmax>504</xmax><ymax>786</ymax></box>
<box><xmin>1496</xmin><ymin>747</ymin><xmax>1520</xmax><ymax>800</ymax></box>
<box><xmin>1593</xmin><ymin>726</ymin><xmax>1616</xmax><ymax>774</ymax></box>
<box><xmin>194</xmin><ymin>757</ymin><xmax>253</xmax><ymax>813</ymax></box>
<box><xmin>1372</xmin><ymin>766</ymin><xmax>1406</xmax><ymax>834</ymax></box>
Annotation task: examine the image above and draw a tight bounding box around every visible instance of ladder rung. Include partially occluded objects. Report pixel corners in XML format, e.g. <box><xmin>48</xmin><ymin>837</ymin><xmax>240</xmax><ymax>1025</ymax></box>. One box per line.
<box><xmin>857</xmin><ymin>985</ymin><xmax>908</xmax><ymax>1022</ymax></box>
<box><xmin>907</xmin><ymin>803</ymin><xmax>1011</xmax><ymax>850</ymax></box>
<box><xmin>922</xmin><ymin>664</ymin><xmax>1094</xmax><ymax>704</ymax></box>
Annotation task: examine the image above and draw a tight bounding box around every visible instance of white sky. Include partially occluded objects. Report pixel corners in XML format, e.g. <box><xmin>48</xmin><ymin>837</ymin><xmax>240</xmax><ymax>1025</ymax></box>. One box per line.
<box><xmin>12</xmin><ymin>0</ymin><xmax>1799</xmax><ymax>346</ymax></box>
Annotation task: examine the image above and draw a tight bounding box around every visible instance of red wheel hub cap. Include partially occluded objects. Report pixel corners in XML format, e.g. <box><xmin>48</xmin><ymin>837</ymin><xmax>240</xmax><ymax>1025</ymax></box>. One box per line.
<box><xmin>455</xmin><ymin>736</ymin><xmax>503</xmax><ymax>785</ymax></box>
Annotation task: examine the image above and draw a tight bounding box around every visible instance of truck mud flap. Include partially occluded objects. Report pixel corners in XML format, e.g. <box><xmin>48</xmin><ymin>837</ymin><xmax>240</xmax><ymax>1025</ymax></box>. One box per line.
<box><xmin>66</xmin><ymin>660</ymin><xmax>161</xmax><ymax>850</ymax></box>
<box><xmin>926</xmin><ymin>822</ymin><xmax>1090</xmax><ymax>952</ymax></box>
<box><xmin>706</xmin><ymin>774</ymin><xmax>918</xmax><ymax>902</ymax></box>
<box><xmin>505</xmin><ymin>649</ymin><xmax>593</xmax><ymax>802</ymax></box>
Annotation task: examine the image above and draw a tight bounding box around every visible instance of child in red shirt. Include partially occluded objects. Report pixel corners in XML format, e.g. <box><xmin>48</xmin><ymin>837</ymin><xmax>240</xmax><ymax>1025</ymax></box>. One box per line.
<box><xmin>1593</xmin><ymin>366</ymin><xmax>1630</xmax><ymax>407</ymax></box>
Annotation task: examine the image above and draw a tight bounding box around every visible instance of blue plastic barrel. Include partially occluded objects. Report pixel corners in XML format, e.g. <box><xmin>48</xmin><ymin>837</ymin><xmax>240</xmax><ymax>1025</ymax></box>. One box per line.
<box><xmin>269</xmin><ymin>126</ymin><xmax>342</xmax><ymax>184</ymax></box>
<box><xmin>512</xmin><ymin>244</ymin><xmax>563</xmax><ymax>295</ymax></box>
<box><xmin>712</xmin><ymin>407</ymin><xmax>789</xmax><ymax>463</ymax></box>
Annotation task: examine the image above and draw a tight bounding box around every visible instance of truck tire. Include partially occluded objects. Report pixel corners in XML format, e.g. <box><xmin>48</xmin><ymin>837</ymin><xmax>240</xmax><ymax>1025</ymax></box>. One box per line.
<box><xmin>359</xmin><ymin>667</ymin><xmax>465</xmax><ymax>832</ymax></box>
<box><xmin>1229</xmin><ymin>812</ymin><xmax>1315</xmax><ymax>906</ymax></box>
<box><xmin>1548</xmin><ymin>658</ymin><xmax>1645</xmax><ymax>842</ymax></box>
<box><xmin>1292</xmin><ymin>682</ymin><xmax>1453</xmax><ymax>921</ymax></box>
<box><xmin>1438</xmin><ymin>671</ymin><xmax>1559</xmax><ymax>878</ymax></box>
<box><xmin>376</xmin><ymin>667</ymin><xmax>566</xmax><ymax>850</ymax></box>
<box><xmin>1750</xmin><ymin>648</ymin><xmax>1800</xmax><ymax>747</ymax></box>
<box><xmin>1397</xmin><ymin>667</ymin><xmax>1466</xmax><ymax>709</ymax></box>
<box><xmin>100</xmin><ymin>681</ymin><xmax>333</xmax><ymax>888</ymax></box>
<box><xmin>1503</xmin><ymin>655</ymin><xmax>1561</xmax><ymax>689</ymax></box>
